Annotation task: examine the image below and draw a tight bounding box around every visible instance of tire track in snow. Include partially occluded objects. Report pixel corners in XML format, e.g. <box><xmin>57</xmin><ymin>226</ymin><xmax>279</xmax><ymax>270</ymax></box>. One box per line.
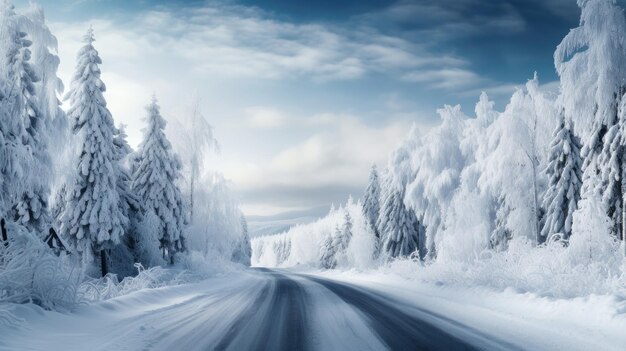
<box><xmin>216</xmin><ymin>268</ymin><xmax>310</xmax><ymax>351</ymax></box>
<box><xmin>299</xmin><ymin>274</ymin><xmax>480</xmax><ymax>351</ymax></box>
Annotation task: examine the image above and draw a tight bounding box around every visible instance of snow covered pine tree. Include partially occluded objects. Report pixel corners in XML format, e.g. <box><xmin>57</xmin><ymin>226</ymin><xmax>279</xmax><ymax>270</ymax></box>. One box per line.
<box><xmin>60</xmin><ymin>28</ymin><xmax>128</xmax><ymax>277</ymax></box>
<box><xmin>540</xmin><ymin>113</ymin><xmax>583</xmax><ymax>242</ymax></box>
<box><xmin>0</xmin><ymin>3</ymin><xmax>30</xmax><ymax>216</ymax></box>
<box><xmin>320</xmin><ymin>228</ymin><xmax>338</xmax><ymax>269</ymax></box>
<box><xmin>0</xmin><ymin>2</ymin><xmax>52</xmax><ymax>231</ymax></box>
<box><xmin>378</xmin><ymin>173</ymin><xmax>422</xmax><ymax>259</ymax></box>
<box><xmin>231</xmin><ymin>214</ymin><xmax>252</xmax><ymax>266</ymax></box>
<box><xmin>132</xmin><ymin>96</ymin><xmax>186</xmax><ymax>265</ymax></box>
<box><xmin>555</xmin><ymin>0</ymin><xmax>626</xmax><ymax>241</ymax></box>
<box><xmin>362</xmin><ymin>165</ymin><xmax>381</xmax><ymax>249</ymax></box>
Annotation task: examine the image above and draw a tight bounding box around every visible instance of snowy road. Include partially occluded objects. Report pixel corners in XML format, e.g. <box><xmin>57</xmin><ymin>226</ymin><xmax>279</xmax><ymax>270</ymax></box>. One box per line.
<box><xmin>1</xmin><ymin>269</ymin><xmax>525</xmax><ymax>351</ymax></box>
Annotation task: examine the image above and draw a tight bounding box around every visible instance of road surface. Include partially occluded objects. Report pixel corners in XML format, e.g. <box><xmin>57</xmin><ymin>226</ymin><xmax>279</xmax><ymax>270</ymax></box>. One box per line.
<box><xmin>0</xmin><ymin>268</ymin><xmax>515</xmax><ymax>351</ymax></box>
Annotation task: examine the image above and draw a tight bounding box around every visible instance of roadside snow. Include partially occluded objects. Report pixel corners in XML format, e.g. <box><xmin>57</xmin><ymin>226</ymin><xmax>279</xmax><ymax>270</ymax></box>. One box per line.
<box><xmin>305</xmin><ymin>269</ymin><xmax>626</xmax><ymax>351</ymax></box>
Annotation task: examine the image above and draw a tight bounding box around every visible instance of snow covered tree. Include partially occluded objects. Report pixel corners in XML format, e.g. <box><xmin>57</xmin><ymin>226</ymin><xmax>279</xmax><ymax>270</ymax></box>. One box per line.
<box><xmin>273</xmin><ymin>237</ymin><xmax>291</xmax><ymax>265</ymax></box>
<box><xmin>540</xmin><ymin>113</ymin><xmax>583</xmax><ymax>243</ymax></box>
<box><xmin>0</xmin><ymin>2</ymin><xmax>51</xmax><ymax>230</ymax></box>
<box><xmin>362</xmin><ymin>165</ymin><xmax>381</xmax><ymax>243</ymax></box>
<box><xmin>378</xmin><ymin>175</ymin><xmax>423</xmax><ymax>259</ymax></box>
<box><xmin>555</xmin><ymin>0</ymin><xmax>626</xmax><ymax>240</ymax></box>
<box><xmin>319</xmin><ymin>228</ymin><xmax>338</xmax><ymax>269</ymax></box>
<box><xmin>490</xmin><ymin>195</ymin><xmax>512</xmax><ymax>251</ymax></box>
<box><xmin>113</xmin><ymin>124</ymin><xmax>140</xmax><ymax>222</ymax></box>
<box><xmin>132</xmin><ymin>96</ymin><xmax>186</xmax><ymax>265</ymax></box>
<box><xmin>169</xmin><ymin>96</ymin><xmax>219</xmax><ymax>224</ymax></box>
<box><xmin>405</xmin><ymin>105</ymin><xmax>465</xmax><ymax>258</ymax></box>
<box><xmin>0</xmin><ymin>79</ymin><xmax>26</xmax><ymax>217</ymax></box>
<box><xmin>338</xmin><ymin>210</ymin><xmax>353</xmax><ymax>253</ymax></box>
<box><xmin>326</xmin><ymin>209</ymin><xmax>354</xmax><ymax>267</ymax></box>
<box><xmin>109</xmin><ymin>124</ymin><xmax>142</xmax><ymax>274</ymax></box>
<box><xmin>18</xmin><ymin>3</ymin><xmax>66</xmax><ymax>133</ymax></box>
<box><xmin>593</xmin><ymin>93</ymin><xmax>626</xmax><ymax>243</ymax></box>
<box><xmin>231</xmin><ymin>214</ymin><xmax>252</xmax><ymax>266</ymax></box>
<box><xmin>59</xmin><ymin>28</ymin><xmax>128</xmax><ymax>276</ymax></box>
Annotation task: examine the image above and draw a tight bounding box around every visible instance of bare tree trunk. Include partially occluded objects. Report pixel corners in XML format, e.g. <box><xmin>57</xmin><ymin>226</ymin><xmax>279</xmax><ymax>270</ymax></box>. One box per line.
<box><xmin>1</xmin><ymin>218</ymin><xmax>7</xmax><ymax>247</ymax></box>
<box><xmin>100</xmin><ymin>249</ymin><xmax>108</xmax><ymax>277</ymax></box>
<box><xmin>622</xmin><ymin>166</ymin><xmax>626</xmax><ymax>256</ymax></box>
<box><xmin>190</xmin><ymin>169</ymin><xmax>195</xmax><ymax>224</ymax></box>
<box><xmin>532</xmin><ymin>161</ymin><xmax>540</xmax><ymax>244</ymax></box>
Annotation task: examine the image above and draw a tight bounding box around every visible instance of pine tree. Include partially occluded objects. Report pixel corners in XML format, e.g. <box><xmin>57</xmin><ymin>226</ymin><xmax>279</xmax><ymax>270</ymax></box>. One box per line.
<box><xmin>0</xmin><ymin>81</ymin><xmax>24</xmax><ymax>216</ymax></box>
<box><xmin>362</xmin><ymin>165</ymin><xmax>381</xmax><ymax>242</ymax></box>
<box><xmin>490</xmin><ymin>194</ymin><xmax>512</xmax><ymax>251</ymax></box>
<box><xmin>377</xmin><ymin>175</ymin><xmax>422</xmax><ymax>259</ymax></box>
<box><xmin>132</xmin><ymin>96</ymin><xmax>186</xmax><ymax>264</ymax></box>
<box><xmin>319</xmin><ymin>227</ymin><xmax>339</xmax><ymax>269</ymax></box>
<box><xmin>339</xmin><ymin>209</ymin><xmax>353</xmax><ymax>253</ymax></box>
<box><xmin>273</xmin><ymin>237</ymin><xmax>291</xmax><ymax>265</ymax></box>
<box><xmin>59</xmin><ymin>28</ymin><xmax>128</xmax><ymax>276</ymax></box>
<box><xmin>0</xmin><ymin>2</ymin><xmax>51</xmax><ymax>230</ymax></box>
<box><xmin>594</xmin><ymin>93</ymin><xmax>626</xmax><ymax>243</ymax></box>
<box><xmin>231</xmin><ymin>214</ymin><xmax>252</xmax><ymax>266</ymax></box>
<box><xmin>113</xmin><ymin>124</ymin><xmax>140</xmax><ymax>221</ymax></box>
<box><xmin>555</xmin><ymin>0</ymin><xmax>626</xmax><ymax>242</ymax></box>
<box><xmin>540</xmin><ymin>113</ymin><xmax>583</xmax><ymax>242</ymax></box>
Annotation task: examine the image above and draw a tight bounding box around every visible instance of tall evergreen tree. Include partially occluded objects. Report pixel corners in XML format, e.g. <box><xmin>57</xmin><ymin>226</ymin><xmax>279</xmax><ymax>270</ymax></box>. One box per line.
<box><xmin>362</xmin><ymin>165</ymin><xmax>381</xmax><ymax>240</ymax></box>
<box><xmin>0</xmin><ymin>62</ymin><xmax>26</xmax><ymax>217</ymax></box>
<box><xmin>338</xmin><ymin>209</ymin><xmax>353</xmax><ymax>253</ymax></box>
<box><xmin>598</xmin><ymin>93</ymin><xmax>626</xmax><ymax>243</ymax></box>
<box><xmin>555</xmin><ymin>0</ymin><xmax>626</xmax><ymax>241</ymax></box>
<box><xmin>540</xmin><ymin>113</ymin><xmax>583</xmax><ymax>242</ymax></box>
<box><xmin>231</xmin><ymin>214</ymin><xmax>252</xmax><ymax>266</ymax></box>
<box><xmin>113</xmin><ymin>124</ymin><xmax>140</xmax><ymax>223</ymax></box>
<box><xmin>60</xmin><ymin>28</ymin><xmax>128</xmax><ymax>276</ymax></box>
<box><xmin>490</xmin><ymin>194</ymin><xmax>512</xmax><ymax>251</ymax></box>
<box><xmin>132</xmin><ymin>96</ymin><xmax>186</xmax><ymax>264</ymax></box>
<box><xmin>377</xmin><ymin>174</ymin><xmax>423</xmax><ymax>259</ymax></box>
<box><xmin>319</xmin><ymin>227</ymin><xmax>339</xmax><ymax>269</ymax></box>
<box><xmin>0</xmin><ymin>2</ymin><xmax>51</xmax><ymax>230</ymax></box>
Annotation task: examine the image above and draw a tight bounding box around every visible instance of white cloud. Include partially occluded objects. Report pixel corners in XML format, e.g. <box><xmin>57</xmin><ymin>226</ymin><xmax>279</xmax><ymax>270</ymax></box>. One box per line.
<box><xmin>243</xmin><ymin>107</ymin><xmax>290</xmax><ymax>128</ymax></box>
<box><xmin>51</xmin><ymin>2</ymin><xmax>471</xmax><ymax>84</ymax></box>
<box><xmin>403</xmin><ymin>68</ymin><xmax>484</xmax><ymax>90</ymax></box>
<box><xmin>223</xmin><ymin>114</ymin><xmax>421</xmax><ymax>203</ymax></box>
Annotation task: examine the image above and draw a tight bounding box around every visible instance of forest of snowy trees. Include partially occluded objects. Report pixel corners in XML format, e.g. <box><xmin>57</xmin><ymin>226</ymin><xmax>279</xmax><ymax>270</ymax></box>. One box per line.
<box><xmin>253</xmin><ymin>0</ymin><xmax>626</xmax><ymax>296</ymax></box>
<box><xmin>0</xmin><ymin>2</ymin><xmax>250</xmax><ymax>310</ymax></box>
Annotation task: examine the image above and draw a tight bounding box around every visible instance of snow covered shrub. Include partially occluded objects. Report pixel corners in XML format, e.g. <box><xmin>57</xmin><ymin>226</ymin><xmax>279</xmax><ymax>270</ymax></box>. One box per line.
<box><xmin>0</xmin><ymin>223</ymin><xmax>82</xmax><ymax>311</ymax></box>
<box><xmin>77</xmin><ymin>264</ymin><xmax>198</xmax><ymax>303</ymax></box>
<box><xmin>570</xmin><ymin>196</ymin><xmax>622</xmax><ymax>267</ymax></box>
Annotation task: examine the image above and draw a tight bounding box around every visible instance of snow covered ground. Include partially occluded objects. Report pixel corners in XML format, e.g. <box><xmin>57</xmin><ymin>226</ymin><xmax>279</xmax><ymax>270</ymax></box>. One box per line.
<box><xmin>305</xmin><ymin>269</ymin><xmax>626</xmax><ymax>351</ymax></box>
<box><xmin>1</xmin><ymin>268</ymin><xmax>624</xmax><ymax>351</ymax></box>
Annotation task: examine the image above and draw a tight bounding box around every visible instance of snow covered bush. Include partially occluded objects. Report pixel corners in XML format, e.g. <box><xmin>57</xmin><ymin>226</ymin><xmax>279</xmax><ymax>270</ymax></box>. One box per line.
<box><xmin>0</xmin><ymin>223</ymin><xmax>82</xmax><ymax>311</ymax></box>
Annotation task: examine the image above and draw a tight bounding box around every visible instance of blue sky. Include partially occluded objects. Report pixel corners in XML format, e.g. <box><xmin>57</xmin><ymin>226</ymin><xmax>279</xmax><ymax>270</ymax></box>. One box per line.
<box><xmin>15</xmin><ymin>0</ymin><xmax>581</xmax><ymax>232</ymax></box>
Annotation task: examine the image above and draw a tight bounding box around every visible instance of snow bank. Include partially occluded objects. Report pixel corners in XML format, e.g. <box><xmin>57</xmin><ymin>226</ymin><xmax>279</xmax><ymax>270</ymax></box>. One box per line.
<box><xmin>308</xmin><ymin>269</ymin><xmax>626</xmax><ymax>351</ymax></box>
